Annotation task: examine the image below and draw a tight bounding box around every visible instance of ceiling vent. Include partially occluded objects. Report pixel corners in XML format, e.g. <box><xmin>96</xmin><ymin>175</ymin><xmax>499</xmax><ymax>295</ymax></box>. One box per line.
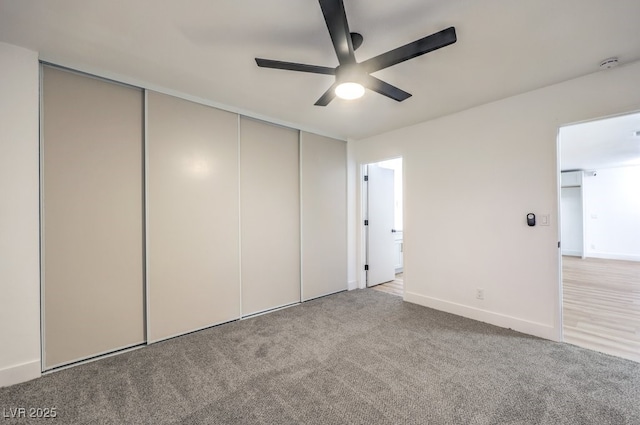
<box><xmin>599</xmin><ymin>57</ymin><xmax>619</xmax><ymax>69</ymax></box>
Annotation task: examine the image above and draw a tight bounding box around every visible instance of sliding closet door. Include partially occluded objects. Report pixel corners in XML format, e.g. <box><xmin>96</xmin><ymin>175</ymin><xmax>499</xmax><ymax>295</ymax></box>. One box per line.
<box><xmin>300</xmin><ymin>132</ymin><xmax>348</xmax><ymax>300</ymax></box>
<box><xmin>147</xmin><ymin>92</ymin><xmax>240</xmax><ymax>342</ymax></box>
<box><xmin>240</xmin><ymin>118</ymin><xmax>300</xmax><ymax>315</ymax></box>
<box><xmin>42</xmin><ymin>66</ymin><xmax>144</xmax><ymax>369</ymax></box>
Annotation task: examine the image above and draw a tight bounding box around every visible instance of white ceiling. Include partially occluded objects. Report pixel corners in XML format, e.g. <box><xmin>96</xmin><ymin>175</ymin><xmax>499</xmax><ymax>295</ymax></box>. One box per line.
<box><xmin>560</xmin><ymin>112</ymin><xmax>640</xmax><ymax>171</ymax></box>
<box><xmin>1</xmin><ymin>0</ymin><xmax>639</xmax><ymax>140</ymax></box>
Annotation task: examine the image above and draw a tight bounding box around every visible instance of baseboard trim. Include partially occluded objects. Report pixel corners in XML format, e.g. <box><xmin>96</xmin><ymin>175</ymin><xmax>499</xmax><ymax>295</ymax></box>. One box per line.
<box><xmin>562</xmin><ymin>250</ymin><xmax>582</xmax><ymax>257</ymax></box>
<box><xmin>585</xmin><ymin>252</ymin><xmax>640</xmax><ymax>262</ymax></box>
<box><xmin>0</xmin><ymin>360</ymin><xmax>41</xmax><ymax>388</ymax></box>
<box><xmin>404</xmin><ymin>292</ymin><xmax>557</xmax><ymax>341</ymax></box>
<box><xmin>348</xmin><ymin>280</ymin><xmax>358</xmax><ymax>291</ymax></box>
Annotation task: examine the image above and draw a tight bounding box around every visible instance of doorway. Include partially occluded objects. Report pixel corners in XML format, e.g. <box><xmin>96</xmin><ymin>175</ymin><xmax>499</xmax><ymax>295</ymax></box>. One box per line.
<box><xmin>558</xmin><ymin>111</ymin><xmax>640</xmax><ymax>363</ymax></box>
<box><xmin>364</xmin><ymin>158</ymin><xmax>403</xmax><ymax>296</ymax></box>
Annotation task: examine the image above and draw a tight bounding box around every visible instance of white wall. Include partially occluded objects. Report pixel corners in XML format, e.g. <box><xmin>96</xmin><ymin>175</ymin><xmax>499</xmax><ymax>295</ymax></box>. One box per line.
<box><xmin>583</xmin><ymin>165</ymin><xmax>640</xmax><ymax>261</ymax></box>
<box><xmin>0</xmin><ymin>43</ymin><xmax>41</xmax><ymax>386</ymax></box>
<box><xmin>347</xmin><ymin>140</ymin><xmax>358</xmax><ymax>290</ymax></box>
<box><xmin>352</xmin><ymin>60</ymin><xmax>640</xmax><ymax>341</ymax></box>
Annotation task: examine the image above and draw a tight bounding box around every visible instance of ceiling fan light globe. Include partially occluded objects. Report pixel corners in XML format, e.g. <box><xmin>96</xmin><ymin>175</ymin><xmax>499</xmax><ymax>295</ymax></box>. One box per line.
<box><xmin>335</xmin><ymin>82</ymin><xmax>365</xmax><ymax>100</ymax></box>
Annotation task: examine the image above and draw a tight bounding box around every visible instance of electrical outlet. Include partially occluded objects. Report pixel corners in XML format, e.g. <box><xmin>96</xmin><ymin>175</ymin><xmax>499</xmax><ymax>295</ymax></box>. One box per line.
<box><xmin>476</xmin><ymin>289</ymin><xmax>484</xmax><ymax>300</ymax></box>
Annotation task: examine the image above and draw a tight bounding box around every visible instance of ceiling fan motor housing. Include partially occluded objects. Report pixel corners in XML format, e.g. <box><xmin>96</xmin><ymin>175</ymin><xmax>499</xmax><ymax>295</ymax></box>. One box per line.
<box><xmin>335</xmin><ymin>64</ymin><xmax>365</xmax><ymax>84</ymax></box>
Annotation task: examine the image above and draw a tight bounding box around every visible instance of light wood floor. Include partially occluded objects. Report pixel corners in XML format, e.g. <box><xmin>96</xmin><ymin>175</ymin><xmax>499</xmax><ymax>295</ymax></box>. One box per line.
<box><xmin>562</xmin><ymin>256</ymin><xmax>640</xmax><ymax>363</ymax></box>
<box><xmin>371</xmin><ymin>273</ymin><xmax>404</xmax><ymax>297</ymax></box>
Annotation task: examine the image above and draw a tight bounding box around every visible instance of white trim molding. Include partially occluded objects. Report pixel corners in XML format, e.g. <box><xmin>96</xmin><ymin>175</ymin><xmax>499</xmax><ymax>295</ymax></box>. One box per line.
<box><xmin>0</xmin><ymin>360</ymin><xmax>41</xmax><ymax>388</ymax></box>
<box><xmin>587</xmin><ymin>252</ymin><xmax>640</xmax><ymax>262</ymax></box>
<box><xmin>404</xmin><ymin>292</ymin><xmax>559</xmax><ymax>342</ymax></box>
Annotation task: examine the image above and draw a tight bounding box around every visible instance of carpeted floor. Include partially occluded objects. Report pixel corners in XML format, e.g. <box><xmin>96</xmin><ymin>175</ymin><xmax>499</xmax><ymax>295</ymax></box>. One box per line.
<box><xmin>1</xmin><ymin>289</ymin><xmax>639</xmax><ymax>424</ymax></box>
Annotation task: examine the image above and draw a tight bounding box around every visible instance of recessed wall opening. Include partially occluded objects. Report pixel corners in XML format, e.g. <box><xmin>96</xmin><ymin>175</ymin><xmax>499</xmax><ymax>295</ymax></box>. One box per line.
<box><xmin>558</xmin><ymin>111</ymin><xmax>640</xmax><ymax>362</ymax></box>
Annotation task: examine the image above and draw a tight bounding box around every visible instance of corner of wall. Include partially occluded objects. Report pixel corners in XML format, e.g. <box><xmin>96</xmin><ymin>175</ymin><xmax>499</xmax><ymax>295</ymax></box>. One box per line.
<box><xmin>346</xmin><ymin>139</ymin><xmax>358</xmax><ymax>290</ymax></box>
<box><xmin>0</xmin><ymin>42</ymin><xmax>42</xmax><ymax>386</ymax></box>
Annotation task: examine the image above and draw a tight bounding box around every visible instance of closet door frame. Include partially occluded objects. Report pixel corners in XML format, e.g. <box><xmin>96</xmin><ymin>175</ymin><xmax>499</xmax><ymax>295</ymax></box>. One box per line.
<box><xmin>38</xmin><ymin>62</ymin><xmax>351</xmax><ymax>370</ymax></box>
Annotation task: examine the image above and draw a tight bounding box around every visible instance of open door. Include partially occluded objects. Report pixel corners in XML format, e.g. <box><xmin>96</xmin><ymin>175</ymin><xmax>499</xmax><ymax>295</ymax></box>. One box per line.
<box><xmin>366</xmin><ymin>163</ymin><xmax>396</xmax><ymax>286</ymax></box>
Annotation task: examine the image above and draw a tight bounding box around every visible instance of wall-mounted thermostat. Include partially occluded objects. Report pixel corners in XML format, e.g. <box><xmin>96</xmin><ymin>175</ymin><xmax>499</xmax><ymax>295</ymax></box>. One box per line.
<box><xmin>527</xmin><ymin>213</ymin><xmax>536</xmax><ymax>226</ymax></box>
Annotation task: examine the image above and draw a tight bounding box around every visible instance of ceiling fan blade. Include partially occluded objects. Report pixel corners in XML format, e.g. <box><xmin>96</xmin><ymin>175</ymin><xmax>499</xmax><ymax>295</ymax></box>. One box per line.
<box><xmin>361</xmin><ymin>26</ymin><xmax>457</xmax><ymax>73</ymax></box>
<box><xmin>314</xmin><ymin>83</ymin><xmax>338</xmax><ymax>106</ymax></box>
<box><xmin>363</xmin><ymin>75</ymin><xmax>412</xmax><ymax>102</ymax></box>
<box><xmin>255</xmin><ymin>58</ymin><xmax>336</xmax><ymax>75</ymax></box>
<box><xmin>318</xmin><ymin>0</ymin><xmax>356</xmax><ymax>65</ymax></box>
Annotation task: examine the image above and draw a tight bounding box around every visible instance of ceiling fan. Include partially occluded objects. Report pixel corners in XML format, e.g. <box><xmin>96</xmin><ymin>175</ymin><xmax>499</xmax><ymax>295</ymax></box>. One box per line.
<box><xmin>255</xmin><ymin>0</ymin><xmax>457</xmax><ymax>106</ymax></box>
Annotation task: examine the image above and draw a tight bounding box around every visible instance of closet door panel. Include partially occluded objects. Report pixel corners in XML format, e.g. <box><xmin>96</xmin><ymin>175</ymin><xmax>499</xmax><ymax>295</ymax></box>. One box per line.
<box><xmin>300</xmin><ymin>132</ymin><xmax>348</xmax><ymax>300</ymax></box>
<box><xmin>147</xmin><ymin>92</ymin><xmax>240</xmax><ymax>342</ymax></box>
<box><xmin>240</xmin><ymin>118</ymin><xmax>300</xmax><ymax>315</ymax></box>
<box><xmin>42</xmin><ymin>66</ymin><xmax>144</xmax><ymax>369</ymax></box>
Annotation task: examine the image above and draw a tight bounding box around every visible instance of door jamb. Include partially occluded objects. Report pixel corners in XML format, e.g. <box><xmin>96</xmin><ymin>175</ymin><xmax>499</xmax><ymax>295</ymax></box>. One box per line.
<box><xmin>358</xmin><ymin>157</ymin><xmax>403</xmax><ymax>292</ymax></box>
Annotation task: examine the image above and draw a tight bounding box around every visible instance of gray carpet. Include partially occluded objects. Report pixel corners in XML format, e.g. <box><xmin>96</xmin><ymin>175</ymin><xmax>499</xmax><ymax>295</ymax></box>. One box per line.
<box><xmin>1</xmin><ymin>289</ymin><xmax>639</xmax><ymax>424</ymax></box>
